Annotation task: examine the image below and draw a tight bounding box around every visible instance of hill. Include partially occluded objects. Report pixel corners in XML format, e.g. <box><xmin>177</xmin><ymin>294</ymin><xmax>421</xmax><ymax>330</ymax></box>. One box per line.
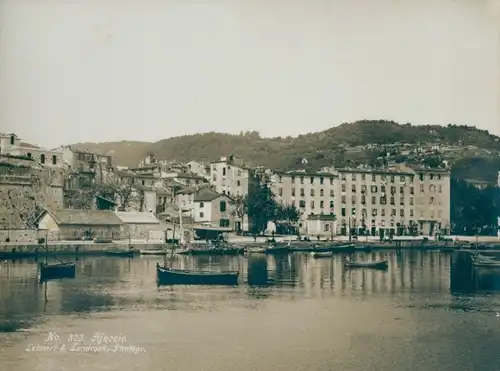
<box><xmin>70</xmin><ymin>120</ymin><xmax>500</xmax><ymax>180</ymax></box>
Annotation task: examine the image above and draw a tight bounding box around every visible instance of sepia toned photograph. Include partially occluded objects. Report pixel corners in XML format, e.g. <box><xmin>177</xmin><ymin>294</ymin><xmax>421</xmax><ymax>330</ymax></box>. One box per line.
<box><xmin>0</xmin><ymin>0</ymin><xmax>499</xmax><ymax>370</ymax></box>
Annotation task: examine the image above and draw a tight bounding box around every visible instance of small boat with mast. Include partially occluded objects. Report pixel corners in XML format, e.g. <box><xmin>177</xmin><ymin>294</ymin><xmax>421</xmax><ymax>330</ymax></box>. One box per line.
<box><xmin>38</xmin><ymin>233</ymin><xmax>76</xmax><ymax>282</ymax></box>
<box><xmin>156</xmin><ymin>205</ymin><xmax>239</xmax><ymax>286</ymax></box>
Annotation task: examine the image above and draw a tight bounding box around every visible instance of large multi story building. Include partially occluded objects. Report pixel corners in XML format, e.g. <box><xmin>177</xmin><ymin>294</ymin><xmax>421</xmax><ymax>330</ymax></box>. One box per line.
<box><xmin>270</xmin><ymin>165</ymin><xmax>451</xmax><ymax>238</ymax></box>
<box><xmin>210</xmin><ymin>155</ymin><xmax>257</xmax><ymax>197</ymax></box>
<box><xmin>335</xmin><ymin>165</ymin><xmax>450</xmax><ymax>238</ymax></box>
<box><xmin>270</xmin><ymin>171</ymin><xmax>338</xmax><ymax>235</ymax></box>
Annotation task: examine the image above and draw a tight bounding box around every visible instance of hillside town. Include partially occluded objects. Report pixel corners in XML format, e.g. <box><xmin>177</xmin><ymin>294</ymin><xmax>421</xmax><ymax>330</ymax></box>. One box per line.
<box><xmin>1</xmin><ymin>131</ymin><xmax>499</xmax><ymax>244</ymax></box>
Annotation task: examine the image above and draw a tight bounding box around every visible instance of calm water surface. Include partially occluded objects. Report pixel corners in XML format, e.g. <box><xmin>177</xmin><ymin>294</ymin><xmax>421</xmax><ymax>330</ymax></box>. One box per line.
<box><xmin>1</xmin><ymin>251</ymin><xmax>500</xmax><ymax>371</ymax></box>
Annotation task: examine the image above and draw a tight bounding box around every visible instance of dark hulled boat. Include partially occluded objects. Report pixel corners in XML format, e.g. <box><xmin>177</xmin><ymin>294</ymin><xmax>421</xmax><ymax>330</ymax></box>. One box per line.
<box><xmin>264</xmin><ymin>244</ymin><xmax>292</xmax><ymax>254</ymax></box>
<box><xmin>39</xmin><ymin>262</ymin><xmax>76</xmax><ymax>281</ymax></box>
<box><xmin>104</xmin><ymin>248</ymin><xmax>135</xmax><ymax>257</ymax></box>
<box><xmin>156</xmin><ymin>263</ymin><xmax>239</xmax><ymax>285</ymax></box>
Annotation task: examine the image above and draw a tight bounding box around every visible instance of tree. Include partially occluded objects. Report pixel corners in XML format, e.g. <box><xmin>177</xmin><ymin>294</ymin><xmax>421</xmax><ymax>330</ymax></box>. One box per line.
<box><xmin>275</xmin><ymin>204</ymin><xmax>302</xmax><ymax>234</ymax></box>
<box><xmin>246</xmin><ymin>184</ymin><xmax>278</xmax><ymax>234</ymax></box>
<box><xmin>229</xmin><ymin>195</ymin><xmax>248</xmax><ymax>233</ymax></box>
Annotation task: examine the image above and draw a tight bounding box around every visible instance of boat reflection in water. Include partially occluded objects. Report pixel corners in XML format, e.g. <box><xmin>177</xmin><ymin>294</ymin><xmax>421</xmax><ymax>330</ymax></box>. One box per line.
<box><xmin>450</xmin><ymin>251</ymin><xmax>500</xmax><ymax>294</ymax></box>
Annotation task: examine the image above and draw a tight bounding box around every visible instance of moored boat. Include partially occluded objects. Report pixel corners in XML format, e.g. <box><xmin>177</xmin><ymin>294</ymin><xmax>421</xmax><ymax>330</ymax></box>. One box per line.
<box><xmin>344</xmin><ymin>260</ymin><xmax>388</xmax><ymax>269</ymax></box>
<box><xmin>472</xmin><ymin>258</ymin><xmax>500</xmax><ymax>268</ymax></box>
<box><xmin>104</xmin><ymin>248</ymin><xmax>135</xmax><ymax>257</ymax></box>
<box><xmin>246</xmin><ymin>246</ymin><xmax>266</xmax><ymax>254</ymax></box>
<box><xmin>156</xmin><ymin>263</ymin><xmax>239</xmax><ymax>285</ymax></box>
<box><xmin>264</xmin><ymin>245</ymin><xmax>291</xmax><ymax>254</ymax></box>
<box><xmin>39</xmin><ymin>262</ymin><xmax>76</xmax><ymax>281</ymax></box>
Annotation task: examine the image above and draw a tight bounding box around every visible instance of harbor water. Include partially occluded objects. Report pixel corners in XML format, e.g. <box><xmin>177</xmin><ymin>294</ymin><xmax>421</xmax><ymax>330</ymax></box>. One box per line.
<box><xmin>1</xmin><ymin>251</ymin><xmax>500</xmax><ymax>371</ymax></box>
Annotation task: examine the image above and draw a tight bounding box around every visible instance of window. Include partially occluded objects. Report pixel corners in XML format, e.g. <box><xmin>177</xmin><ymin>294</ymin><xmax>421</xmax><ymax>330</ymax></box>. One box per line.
<box><xmin>27</xmin><ymin>153</ymin><xmax>32</xmax><ymax>158</ymax></box>
<box><xmin>410</xmin><ymin>210</ymin><xmax>414</xmax><ymax>217</ymax></box>
<box><xmin>220</xmin><ymin>200</ymin><xmax>227</xmax><ymax>212</ymax></box>
<box><xmin>238</xmin><ymin>170</ymin><xmax>242</xmax><ymax>177</ymax></box>
<box><xmin>381</xmin><ymin>186</ymin><xmax>386</xmax><ymax>193</ymax></box>
<box><xmin>310</xmin><ymin>189</ymin><xmax>315</xmax><ymax>196</ymax></box>
<box><xmin>292</xmin><ymin>189</ymin><xmax>296</xmax><ymax>196</ymax></box>
<box><xmin>310</xmin><ymin>177</ymin><xmax>314</xmax><ymax>184</ymax></box>
<box><xmin>329</xmin><ymin>200</ymin><xmax>334</xmax><ymax>208</ymax></box>
<box><xmin>420</xmin><ymin>184</ymin><xmax>424</xmax><ymax>192</ymax></box>
<box><xmin>341</xmin><ymin>173</ymin><xmax>346</xmax><ymax>181</ymax></box>
<box><xmin>380</xmin><ymin>197</ymin><xmax>387</xmax><ymax>205</ymax></box>
<box><xmin>330</xmin><ymin>189</ymin><xmax>334</xmax><ymax>197</ymax></box>
<box><xmin>199</xmin><ymin>202</ymin><xmax>204</xmax><ymax>208</ymax></box>
<box><xmin>437</xmin><ymin>174</ymin><xmax>442</xmax><ymax>180</ymax></box>
<box><xmin>299</xmin><ymin>200</ymin><xmax>306</xmax><ymax>208</ymax></box>
<box><xmin>371</xmin><ymin>185</ymin><xmax>378</xmax><ymax>193</ymax></box>
<box><xmin>237</xmin><ymin>180</ymin><xmax>241</xmax><ymax>186</ymax></box>
<box><xmin>213</xmin><ymin>175</ymin><xmax>217</xmax><ymax>181</ymax></box>
<box><xmin>320</xmin><ymin>177</ymin><xmax>324</xmax><ymax>185</ymax></box>
<box><xmin>320</xmin><ymin>201</ymin><xmax>324</xmax><ymax>208</ymax></box>
<box><xmin>222</xmin><ymin>167</ymin><xmax>226</xmax><ymax>176</ymax></box>
<box><xmin>372</xmin><ymin>209</ymin><xmax>378</xmax><ymax>216</ymax></box>
<box><xmin>419</xmin><ymin>174</ymin><xmax>424</xmax><ymax>181</ymax></box>
<box><xmin>430</xmin><ymin>174</ymin><xmax>434</xmax><ymax>180</ymax></box>
<box><xmin>342</xmin><ymin>195</ymin><xmax>346</xmax><ymax>203</ymax></box>
<box><xmin>371</xmin><ymin>196</ymin><xmax>376</xmax><ymax>204</ymax></box>
<box><xmin>324</xmin><ymin>224</ymin><xmax>330</xmax><ymax>232</ymax></box>
<box><xmin>410</xmin><ymin>187</ymin><xmax>414</xmax><ymax>195</ymax></box>
<box><xmin>311</xmin><ymin>201</ymin><xmax>315</xmax><ymax>209</ymax></box>
<box><xmin>400</xmin><ymin>187</ymin><xmax>404</xmax><ymax>194</ymax></box>
<box><xmin>438</xmin><ymin>185</ymin><xmax>442</xmax><ymax>193</ymax></box>
<box><xmin>279</xmin><ymin>188</ymin><xmax>283</xmax><ymax>196</ymax></box>
<box><xmin>381</xmin><ymin>209</ymin><xmax>386</xmax><ymax>217</ymax></box>
<box><xmin>390</xmin><ymin>175</ymin><xmax>395</xmax><ymax>183</ymax></box>
<box><xmin>371</xmin><ymin>174</ymin><xmax>376</xmax><ymax>182</ymax></box>
<box><xmin>352</xmin><ymin>185</ymin><xmax>356</xmax><ymax>192</ymax></box>
<box><xmin>342</xmin><ymin>184</ymin><xmax>346</xmax><ymax>192</ymax></box>
<box><xmin>142</xmin><ymin>180</ymin><xmax>145</xmax><ymax>185</ymax></box>
<box><xmin>390</xmin><ymin>197</ymin><xmax>395</xmax><ymax>205</ymax></box>
<box><xmin>361</xmin><ymin>185</ymin><xmax>367</xmax><ymax>193</ymax></box>
<box><xmin>341</xmin><ymin>208</ymin><xmax>346</xmax><ymax>217</ymax></box>
<box><xmin>352</xmin><ymin>174</ymin><xmax>356</xmax><ymax>181</ymax></box>
<box><xmin>410</xmin><ymin>197</ymin><xmax>414</xmax><ymax>205</ymax></box>
<box><xmin>361</xmin><ymin>174</ymin><xmax>366</xmax><ymax>181</ymax></box>
<box><xmin>361</xmin><ymin>195</ymin><xmax>366</xmax><ymax>204</ymax></box>
<box><xmin>429</xmin><ymin>197</ymin><xmax>435</xmax><ymax>205</ymax></box>
<box><xmin>351</xmin><ymin>195</ymin><xmax>356</xmax><ymax>204</ymax></box>
<box><xmin>291</xmin><ymin>176</ymin><xmax>295</xmax><ymax>184</ymax></box>
<box><xmin>400</xmin><ymin>209</ymin><xmax>404</xmax><ymax>217</ymax></box>
<box><xmin>320</xmin><ymin>189</ymin><xmax>324</xmax><ymax>196</ymax></box>
<box><xmin>291</xmin><ymin>200</ymin><xmax>296</xmax><ymax>207</ymax></box>
<box><xmin>300</xmin><ymin>177</ymin><xmax>304</xmax><ymax>184</ymax></box>
<box><xmin>199</xmin><ymin>212</ymin><xmax>204</xmax><ymax>218</ymax></box>
<box><xmin>400</xmin><ymin>176</ymin><xmax>405</xmax><ymax>182</ymax></box>
<box><xmin>51</xmin><ymin>155</ymin><xmax>57</xmax><ymax>165</ymax></box>
<box><xmin>329</xmin><ymin>177</ymin><xmax>333</xmax><ymax>185</ymax></box>
<box><xmin>400</xmin><ymin>197</ymin><xmax>404</xmax><ymax>205</ymax></box>
<box><xmin>390</xmin><ymin>186</ymin><xmax>396</xmax><ymax>194</ymax></box>
<box><xmin>300</xmin><ymin>188</ymin><xmax>305</xmax><ymax>196</ymax></box>
<box><xmin>40</xmin><ymin>154</ymin><xmax>45</xmax><ymax>164</ymax></box>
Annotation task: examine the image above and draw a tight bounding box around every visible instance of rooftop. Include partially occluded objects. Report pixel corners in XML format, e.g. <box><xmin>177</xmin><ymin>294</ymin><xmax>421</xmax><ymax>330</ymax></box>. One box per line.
<box><xmin>115</xmin><ymin>211</ymin><xmax>160</xmax><ymax>224</ymax></box>
<box><xmin>41</xmin><ymin>209</ymin><xmax>124</xmax><ymax>226</ymax></box>
<box><xmin>193</xmin><ymin>187</ymin><xmax>223</xmax><ymax>202</ymax></box>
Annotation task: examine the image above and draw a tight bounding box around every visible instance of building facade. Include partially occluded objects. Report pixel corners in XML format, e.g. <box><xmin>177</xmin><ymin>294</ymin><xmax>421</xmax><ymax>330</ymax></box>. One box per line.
<box><xmin>1</xmin><ymin>133</ymin><xmax>63</xmax><ymax>167</ymax></box>
<box><xmin>270</xmin><ymin>171</ymin><xmax>338</xmax><ymax>234</ymax></box>
<box><xmin>193</xmin><ymin>188</ymin><xmax>234</xmax><ymax>228</ymax></box>
<box><xmin>210</xmin><ymin>155</ymin><xmax>253</xmax><ymax>197</ymax></box>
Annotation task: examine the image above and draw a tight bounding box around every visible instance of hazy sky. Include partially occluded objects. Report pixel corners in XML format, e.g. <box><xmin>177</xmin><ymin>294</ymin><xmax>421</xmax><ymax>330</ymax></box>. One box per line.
<box><xmin>0</xmin><ymin>0</ymin><xmax>499</xmax><ymax>148</ymax></box>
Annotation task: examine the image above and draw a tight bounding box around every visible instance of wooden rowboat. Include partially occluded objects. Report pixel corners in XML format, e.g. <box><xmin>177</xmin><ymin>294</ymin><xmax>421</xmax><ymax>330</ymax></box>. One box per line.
<box><xmin>311</xmin><ymin>251</ymin><xmax>334</xmax><ymax>258</ymax></box>
<box><xmin>264</xmin><ymin>245</ymin><xmax>291</xmax><ymax>254</ymax></box>
<box><xmin>246</xmin><ymin>247</ymin><xmax>266</xmax><ymax>254</ymax></box>
<box><xmin>104</xmin><ymin>248</ymin><xmax>135</xmax><ymax>257</ymax></box>
<box><xmin>39</xmin><ymin>262</ymin><xmax>76</xmax><ymax>281</ymax></box>
<box><xmin>156</xmin><ymin>263</ymin><xmax>239</xmax><ymax>285</ymax></box>
<box><xmin>345</xmin><ymin>260</ymin><xmax>388</xmax><ymax>269</ymax></box>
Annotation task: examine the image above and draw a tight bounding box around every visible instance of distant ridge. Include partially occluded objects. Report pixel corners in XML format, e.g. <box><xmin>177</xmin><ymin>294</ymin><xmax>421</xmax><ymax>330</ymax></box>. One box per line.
<box><xmin>70</xmin><ymin>120</ymin><xmax>500</xmax><ymax>182</ymax></box>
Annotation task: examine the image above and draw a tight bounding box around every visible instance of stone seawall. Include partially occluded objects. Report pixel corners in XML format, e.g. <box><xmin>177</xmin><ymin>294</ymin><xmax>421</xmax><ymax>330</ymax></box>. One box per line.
<box><xmin>0</xmin><ymin>242</ymin><xmax>166</xmax><ymax>258</ymax></box>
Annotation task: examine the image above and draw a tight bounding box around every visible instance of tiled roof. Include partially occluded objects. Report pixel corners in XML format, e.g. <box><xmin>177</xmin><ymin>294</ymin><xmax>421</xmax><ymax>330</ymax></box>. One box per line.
<box><xmin>115</xmin><ymin>211</ymin><xmax>160</xmax><ymax>224</ymax></box>
<box><xmin>177</xmin><ymin>187</ymin><xmax>197</xmax><ymax>195</ymax></box>
<box><xmin>193</xmin><ymin>187</ymin><xmax>222</xmax><ymax>202</ymax></box>
<box><xmin>45</xmin><ymin>209</ymin><xmax>124</xmax><ymax>226</ymax></box>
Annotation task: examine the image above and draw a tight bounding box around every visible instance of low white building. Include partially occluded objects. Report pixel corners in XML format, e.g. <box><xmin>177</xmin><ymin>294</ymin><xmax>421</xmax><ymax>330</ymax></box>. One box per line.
<box><xmin>193</xmin><ymin>187</ymin><xmax>234</xmax><ymax>229</ymax></box>
<box><xmin>115</xmin><ymin>211</ymin><xmax>163</xmax><ymax>241</ymax></box>
<box><xmin>0</xmin><ymin>133</ymin><xmax>63</xmax><ymax>167</ymax></box>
